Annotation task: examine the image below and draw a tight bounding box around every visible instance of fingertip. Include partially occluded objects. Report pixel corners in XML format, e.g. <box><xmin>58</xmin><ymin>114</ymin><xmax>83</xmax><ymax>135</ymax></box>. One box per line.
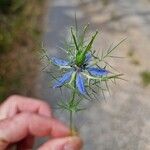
<box><xmin>63</xmin><ymin>136</ymin><xmax>83</xmax><ymax>150</ymax></box>
<box><xmin>38</xmin><ymin>136</ymin><xmax>83</xmax><ymax>150</ymax></box>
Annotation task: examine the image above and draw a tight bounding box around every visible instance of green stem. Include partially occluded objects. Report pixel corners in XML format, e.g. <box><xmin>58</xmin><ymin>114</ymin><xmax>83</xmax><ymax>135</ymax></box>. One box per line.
<box><xmin>69</xmin><ymin>89</ymin><xmax>76</xmax><ymax>135</ymax></box>
<box><xmin>70</xmin><ymin>110</ymin><xmax>73</xmax><ymax>134</ymax></box>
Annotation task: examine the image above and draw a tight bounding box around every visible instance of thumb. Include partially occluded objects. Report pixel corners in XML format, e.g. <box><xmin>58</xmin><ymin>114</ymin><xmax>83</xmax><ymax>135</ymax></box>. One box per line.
<box><xmin>38</xmin><ymin>136</ymin><xmax>82</xmax><ymax>150</ymax></box>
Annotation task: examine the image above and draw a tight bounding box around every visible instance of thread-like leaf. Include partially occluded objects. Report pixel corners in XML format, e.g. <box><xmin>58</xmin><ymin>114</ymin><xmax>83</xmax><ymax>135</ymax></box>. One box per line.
<box><xmin>71</xmin><ymin>27</ymin><xmax>79</xmax><ymax>51</ymax></box>
<box><xmin>83</xmin><ymin>31</ymin><xmax>98</xmax><ymax>54</ymax></box>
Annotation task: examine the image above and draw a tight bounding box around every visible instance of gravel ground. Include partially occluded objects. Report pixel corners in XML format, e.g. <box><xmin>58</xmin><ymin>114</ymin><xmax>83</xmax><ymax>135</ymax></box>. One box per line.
<box><xmin>37</xmin><ymin>0</ymin><xmax>150</xmax><ymax>149</ymax></box>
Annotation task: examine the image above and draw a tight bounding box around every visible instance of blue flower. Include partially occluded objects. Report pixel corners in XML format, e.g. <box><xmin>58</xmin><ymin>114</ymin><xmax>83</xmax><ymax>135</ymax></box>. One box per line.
<box><xmin>53</xmin><ymin>71</ymin><xmax>73</xmax><ymax>88</ymax></box>
<box><xmin>76</xmin><ymin>73</ymin><xmax>86</xmax><ymax>94</ymax></box>
<box><xmin>51</xmin><ymin>53</ymin><xmax>109</xmax><ymax>95</ymax></box>
<box><xmin>51</xmin><ymin>57</ymin><xmax>70</xmax><ymax>66</ymax></box>
<box><xmin>87</xmin><ymin>67</ymin><xmax>108</xmax><ymax>76</ymax></box>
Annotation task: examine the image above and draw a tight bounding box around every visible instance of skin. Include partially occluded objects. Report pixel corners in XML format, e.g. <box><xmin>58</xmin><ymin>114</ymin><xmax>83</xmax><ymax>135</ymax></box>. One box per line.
<box><xmin>0</xmin><ymin>95</ymin><xmax>82</xmax><ymax>150</ymax></box>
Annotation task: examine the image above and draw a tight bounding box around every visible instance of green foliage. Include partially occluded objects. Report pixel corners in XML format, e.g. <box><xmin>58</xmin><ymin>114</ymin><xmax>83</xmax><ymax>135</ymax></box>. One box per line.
<box><xmin>0</xmin><ymin>0</ymin><xmax>26</xmax><ymax>14</ymax></box>
<box><xmin>127</xmin><ymin>50</ymin><xmax>140</xmax><ymax>66</ymax></box>
<box><xmin>0</xmin><ymin>26</ymin><xmax>13</xmax><ymax>53</ymax></box>
<box><xmin>140</xmin><ymin>71</ymin><xmax>150</xmax><ymax>86</ymax></box>
<box><xmin>131</xmin><ymin>59</ymin><xmax>140</xmax><ymax>65</ymax></box>
<box><xmin>127</xmin><ymin>50</ymin><xmax>134</xmax><ymax>57</ymax></box>
<box><xmin>100</xmin><ymin>0</ymin><xmax>109</xmax><ymax>6</ymax></box>
<box><xmin>0</xmin><ymin>76</ymin><xmax>6</xmax><ymax>101</ymax></box>
<box><xmin>0</xmin><ymin>0</ymin><xmax>12</xmax><ymax>13</ymax></box>
<box><xmin>0</xmin><ymin>0</ymin><xmax>45</xmax><ymax>101</ymax></box>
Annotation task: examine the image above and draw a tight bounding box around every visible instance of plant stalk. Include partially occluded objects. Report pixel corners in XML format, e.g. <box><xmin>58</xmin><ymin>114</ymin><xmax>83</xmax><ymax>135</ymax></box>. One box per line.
<box><xmin>69</xmin><ymin>89</ymin><xmax>76</xmax><ymax>135</ymax></box>
<box><xmin>70</xmin><ymin>110</ymin><xmax>73</xmax><ymax>134</ymax></box>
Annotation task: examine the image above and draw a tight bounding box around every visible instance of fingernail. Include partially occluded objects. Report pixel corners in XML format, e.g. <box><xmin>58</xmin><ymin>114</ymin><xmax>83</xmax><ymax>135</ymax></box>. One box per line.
<box><xmin>63</xmin><ymin>137</ymin><xmax>82</xmax><ymax>150</ymax></box>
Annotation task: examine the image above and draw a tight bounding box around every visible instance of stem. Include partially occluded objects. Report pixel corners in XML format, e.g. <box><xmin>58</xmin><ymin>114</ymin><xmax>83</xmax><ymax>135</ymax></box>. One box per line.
<box><xmin>70</xmin><ymin>110</ymin><xmax>73</xmax><ymax>134</ymax></box>
<box><xmin>69</xmin><ymin>89</ymin><xmax>76</xmax><ymax>135</ymax></box>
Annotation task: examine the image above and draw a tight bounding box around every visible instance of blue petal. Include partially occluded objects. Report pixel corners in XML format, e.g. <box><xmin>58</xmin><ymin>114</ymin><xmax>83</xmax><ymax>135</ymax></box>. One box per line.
<box><xmin>87</xmin><ymin>67</ymin><xmax>109</xmax><ymax>76</ymax></box>
<box><xmin>85</xmin><ymin>52</ymin><xmax>92</xmax><ymax>62</ymax></box>
<box><xmin>53</xmin><ymin>71</ymin><xmax>72</xmax><ymax>88</ymax></box>
<box><xmin>76</xmin><ymin>73</ymin><xmax>86</xmax><ymax>94</ymax></box>
<box><xmin>51</xmin><ymin>57</ymin><xmax>69</xmax><ymax>66</ymax></box>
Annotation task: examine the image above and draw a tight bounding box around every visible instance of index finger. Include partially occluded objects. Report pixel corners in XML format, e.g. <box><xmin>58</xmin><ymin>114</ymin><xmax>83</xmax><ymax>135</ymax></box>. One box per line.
<box><xmin>0</xmin><ymin>113</ymin><xmax>70</xmax><ymax>149</ymax></box>
<box><xmin>0</xmin><ymin>95</ymin><xmax>52</xmax><ymax>120</ymax></box>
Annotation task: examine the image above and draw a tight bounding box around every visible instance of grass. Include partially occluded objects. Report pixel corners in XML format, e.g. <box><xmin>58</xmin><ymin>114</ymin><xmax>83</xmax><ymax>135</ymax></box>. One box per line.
<box><xmin>127</xmin><ymin>50</ymin><xmax>140</xmax><ymax>66</ymax></box>
<box><xmin>131</xmin><ymin>59</ymin><xmax>140</xmax><ymax>65</ymax></box>
<box><xmin>140</xmin><ymin>71</ymin><xmax>150</xmax><ymax>87</ymax></box>
<box><xmin>127</xmin><ymin>50</ymin><xmax>134</xmax><ymax>57</ymax></box>
<box><xmin>0</xmin><ymin>0</ymin><xmax>45</xmax><ymax>102</ymax></box>
<box><xmin>100</xmin><ymin>0</ymin><xmax>109</xmax><ymax>6</ymax></box>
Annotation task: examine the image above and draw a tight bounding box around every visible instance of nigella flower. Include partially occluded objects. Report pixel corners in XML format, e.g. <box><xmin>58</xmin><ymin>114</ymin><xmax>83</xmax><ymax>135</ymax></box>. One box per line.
<box><xmin>51</xmin><ymin>52</ymin><xmax>109</xmax><ymax>95</ymax></box>
<box><xmin>42</xmin><ymin>24</ymin><xmax>124</xmax><ymax>134</ymax></box>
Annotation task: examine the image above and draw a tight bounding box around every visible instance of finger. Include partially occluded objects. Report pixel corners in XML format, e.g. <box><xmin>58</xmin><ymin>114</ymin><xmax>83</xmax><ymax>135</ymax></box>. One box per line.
<box><xmin>0</xmin><ymin>113</ymin><xmax>70</xmax><ymax>149</ymax></box>
<box><xmin>0</xmin><ymin>95</ymin><xmax>52</xmax><ymax>120</ymax></box>
<box><xmin>38</xmin><ymin>136</ymin><xmax>82</xmax><ymax>150</ymax></box>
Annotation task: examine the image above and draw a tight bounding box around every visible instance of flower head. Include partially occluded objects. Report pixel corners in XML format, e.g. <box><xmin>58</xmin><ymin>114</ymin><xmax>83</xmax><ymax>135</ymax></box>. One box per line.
<box><xmin>41</xmin><ymin>24</ymin><xmax>124</xmax><ymax>135</ymax></box>
<box><xmin>47</xmin><ymin>25</ymin><xmax>123</xmax><ymax>96</ymax></box>
<box><xmin>51</xmin><ymin>52</ymin><xmax>109</xmax><ymax>95</ymax></box>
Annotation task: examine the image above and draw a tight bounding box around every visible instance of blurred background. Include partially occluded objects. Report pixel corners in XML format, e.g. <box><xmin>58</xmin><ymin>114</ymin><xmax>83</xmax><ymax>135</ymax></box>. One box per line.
<box><xmin>0</xmin><ymin>0</ymin><xmax>150</xmax><ymax>149</ymax></box>
<box><xmin>0</xmin><ymin>0</ymin><xmax>45</xmax><ymax>100</ymax></box>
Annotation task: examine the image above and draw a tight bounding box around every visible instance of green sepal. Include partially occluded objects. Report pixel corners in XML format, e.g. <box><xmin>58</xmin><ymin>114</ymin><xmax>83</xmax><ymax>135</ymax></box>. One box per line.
<box><xmin>75</xmin><ymin>50</ymin><xmax>86</xmax><ymax>67</ymax></box>
<box><xmin>75</xmin><ymin>31</ymin><xmax>98</xmax><ymax>67</ymax></box>
<box><xmin>71</xmin><ymin>27</ymin><xmax>79</xmax><ymax>51</ymax></box>
<box><xmin>82</xmin><ymin>31</ymin><xmax>98</xmax><ymax>54</ymax></box>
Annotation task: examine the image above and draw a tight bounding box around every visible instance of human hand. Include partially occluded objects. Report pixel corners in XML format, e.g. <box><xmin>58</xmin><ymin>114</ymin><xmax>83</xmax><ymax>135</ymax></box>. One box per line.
<box><xmin>0</xmin><ymin>95</ymin><xmax>82</xmax><ymax>150</ymax></box>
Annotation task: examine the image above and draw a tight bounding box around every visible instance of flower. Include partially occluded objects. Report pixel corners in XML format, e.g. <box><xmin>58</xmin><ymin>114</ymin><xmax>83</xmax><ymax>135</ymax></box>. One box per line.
<box><xmin>51</xmin><ymin>53</ymin><xmax>109</xmax><ymax>95</ymax></box>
